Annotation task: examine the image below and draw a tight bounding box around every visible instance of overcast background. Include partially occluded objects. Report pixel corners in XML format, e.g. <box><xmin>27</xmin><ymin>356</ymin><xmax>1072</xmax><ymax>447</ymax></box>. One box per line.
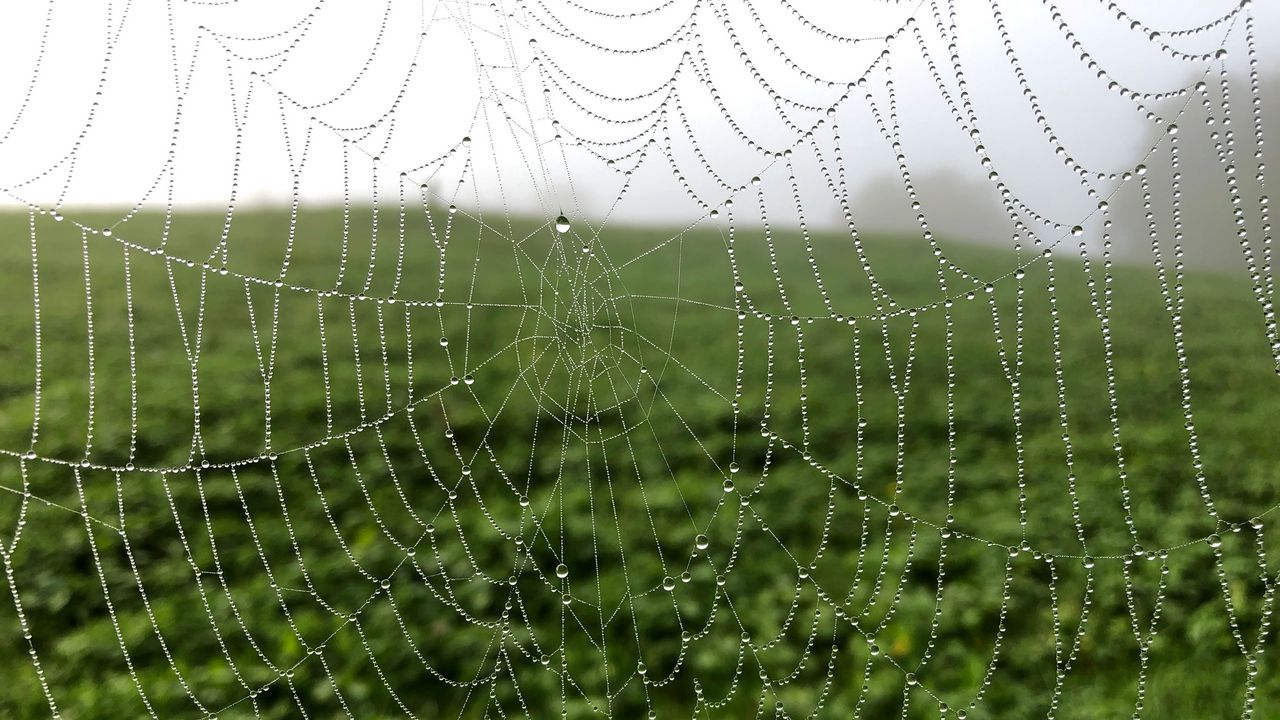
<box><xmin>0</xmin><ymin>0</ymin><xmax>1274</xmax><ymax>265</ymax></box>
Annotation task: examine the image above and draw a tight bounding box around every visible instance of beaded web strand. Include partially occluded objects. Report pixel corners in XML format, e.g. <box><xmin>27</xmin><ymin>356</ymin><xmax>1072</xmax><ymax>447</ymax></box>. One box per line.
<box><xmin>0</xmin><ymin>0</ymin><xmax>1277</xmax><ymax>718</ymax></box>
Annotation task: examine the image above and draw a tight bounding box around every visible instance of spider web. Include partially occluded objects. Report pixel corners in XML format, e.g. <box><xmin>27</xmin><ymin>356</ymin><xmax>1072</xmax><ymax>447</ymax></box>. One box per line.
<box><xmin>0</xmin><ymin>0</ymin><xmax>1277</xmax><ymax>718</ymax></box>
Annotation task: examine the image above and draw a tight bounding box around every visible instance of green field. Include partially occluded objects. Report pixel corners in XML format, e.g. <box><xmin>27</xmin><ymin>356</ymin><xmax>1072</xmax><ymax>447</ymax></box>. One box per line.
<box><xmin>0</xmin><ymin>206</ymin><xmax>1277</xmax><ymax>718</ymax></box>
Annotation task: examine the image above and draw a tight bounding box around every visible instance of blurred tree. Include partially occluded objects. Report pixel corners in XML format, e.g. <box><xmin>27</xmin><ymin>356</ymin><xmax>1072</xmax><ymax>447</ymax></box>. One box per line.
<box><xmin>851</xmin><ymin>71</ymin><xmax>1277</xmax><ymax>272</ymax></box>
<box><xmin>1111</xmin><ymin>71</ymin><xmax>1277</xmax><ymax>270</ymax></box>
<box><xmin>850</xmin><ymin>168</ymin><xmax>1013</xmax><ymax>247</ymax></box>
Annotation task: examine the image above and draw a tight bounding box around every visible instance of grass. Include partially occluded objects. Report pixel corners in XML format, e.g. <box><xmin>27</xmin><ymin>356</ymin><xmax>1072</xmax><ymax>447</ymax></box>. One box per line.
<box><xmin>0</xmin><ymin>205</ymin><xmax>1277</xmax><ymax>718</ymax></box>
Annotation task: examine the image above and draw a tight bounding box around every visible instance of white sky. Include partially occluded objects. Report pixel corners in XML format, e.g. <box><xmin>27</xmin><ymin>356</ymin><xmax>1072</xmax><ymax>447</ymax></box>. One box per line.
<box><xmin>0</xmin><ymin>0</ymin><xmax>1273</xmax><ymax>242</ymax></box>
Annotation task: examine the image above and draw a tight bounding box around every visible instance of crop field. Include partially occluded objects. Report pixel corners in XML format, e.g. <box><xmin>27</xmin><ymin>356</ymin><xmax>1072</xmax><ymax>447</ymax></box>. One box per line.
<box><xmin>0</xmin><ymin>207</ymin><xmax>1276</xmax><ymax>718</ymax></box>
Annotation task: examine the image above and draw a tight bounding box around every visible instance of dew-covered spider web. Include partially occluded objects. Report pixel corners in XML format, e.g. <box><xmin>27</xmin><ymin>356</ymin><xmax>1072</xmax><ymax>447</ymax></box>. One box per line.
<box><xmin>0</xmin><ymin>0</ymin><xmax>1279</xmax><ymax>717</ymax></box>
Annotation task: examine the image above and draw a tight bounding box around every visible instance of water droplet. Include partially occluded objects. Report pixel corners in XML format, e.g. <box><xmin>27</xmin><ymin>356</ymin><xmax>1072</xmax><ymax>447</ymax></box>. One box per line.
<box><xmin>1207</xmin><ymin>534</ymin><xmax>1222</xmax><ymax>548</ymax></box>
<box><xmin>556</xmin><ymin>563</ymin><xmax>569</xmax><ymax>579</ymax></box>
<box><xmin>728</xmin><ymin>461</ymin><xmax>740</xmax><ymax>473</ymax></box>
<box><xmin>695</xmin><ymin>534</ymin><xmax>710</xmax><ymax>550</ymax></box>
<box><xmin>751</xmin><ymin>176</ymin><xmax>761</xmax><ymax>186</ymax></box>
<box><xmin>555</xmin><ymin>215</ymin><xmax>571</xmax><ymax>233</ymax></box>
<box><xmin>1071</xmin><ymin>225</ymin><xmax>1084</xmax><ymax>236</ymax></box>
<box><xmin>662</xmin><ymin>576</ymin><xmax>676</xmax><ymax>591</ymax></box>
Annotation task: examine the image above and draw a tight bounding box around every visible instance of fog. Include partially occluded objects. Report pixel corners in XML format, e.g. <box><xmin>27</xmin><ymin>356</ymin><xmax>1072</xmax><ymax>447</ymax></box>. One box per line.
<box><xmin>0</xmin><ymin>0</ymin><xmax>1273</xmax><ymax>265</ymax></box>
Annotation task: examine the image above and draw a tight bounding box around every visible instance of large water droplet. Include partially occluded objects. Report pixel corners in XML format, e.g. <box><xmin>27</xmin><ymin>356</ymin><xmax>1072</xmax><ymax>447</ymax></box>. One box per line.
<box><xmin>556</xmin><ymin>563</ymin><xmax>569</xmax><ymax>579</ymax></box>
<box><xmin>555</xmin><ymin>215</ymin><xmax>571</xmax><ymax>233</ymax></box>
<box><xmin>695</xmin><ymin>534</ymin><xmax>710</xmax><ymax>550</ymax></box>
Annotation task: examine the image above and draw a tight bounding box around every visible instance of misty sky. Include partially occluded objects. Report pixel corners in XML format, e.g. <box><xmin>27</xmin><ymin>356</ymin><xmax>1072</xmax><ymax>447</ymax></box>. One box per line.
<box><xmin>0</xmin><ymin>0</ymin><xmax>1273</xmax><ymax>255</ymax></box>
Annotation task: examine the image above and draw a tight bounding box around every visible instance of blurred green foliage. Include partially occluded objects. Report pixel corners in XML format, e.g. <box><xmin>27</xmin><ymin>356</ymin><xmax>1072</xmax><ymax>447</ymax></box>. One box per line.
<box><xmin>0</xmin><ymin>207</ymin><xmax>1276</xmax><ymax>718</ymax></box>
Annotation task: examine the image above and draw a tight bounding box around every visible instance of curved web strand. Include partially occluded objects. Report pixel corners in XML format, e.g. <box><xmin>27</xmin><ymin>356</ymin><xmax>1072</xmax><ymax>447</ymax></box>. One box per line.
<box><xmin>0</xmin><ymin>1</ymin><xmax>1276</xmax><ymax>718</ymax></box>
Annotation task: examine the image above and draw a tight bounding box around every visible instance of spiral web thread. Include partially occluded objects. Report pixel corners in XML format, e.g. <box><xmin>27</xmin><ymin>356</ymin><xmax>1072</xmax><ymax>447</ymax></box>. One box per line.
<box><xmin>0</xmin><ymin>0</ymin><xmax>1278</xmax><ymax>717</ymax></box>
